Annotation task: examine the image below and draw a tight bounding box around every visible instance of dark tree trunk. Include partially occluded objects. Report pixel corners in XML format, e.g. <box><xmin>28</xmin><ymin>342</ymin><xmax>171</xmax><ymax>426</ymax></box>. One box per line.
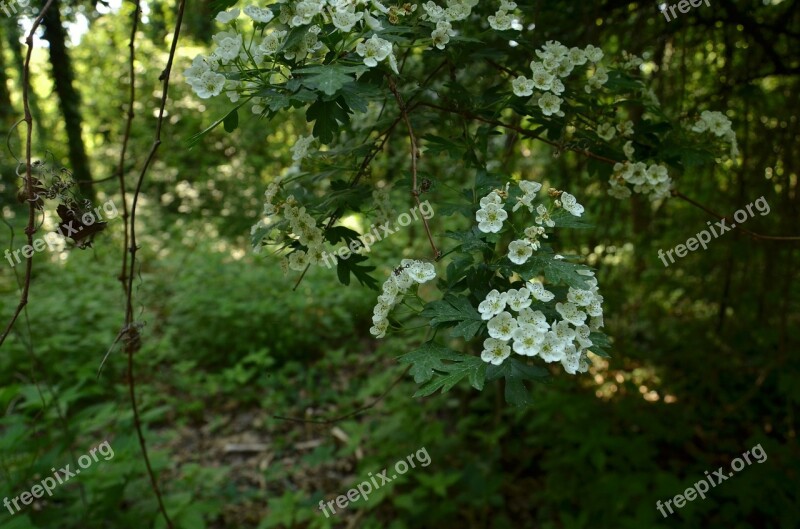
<box><xmin>41</xmin><ymin>0</ymin><xmax>94</xmax><ymax>200</ymax></box>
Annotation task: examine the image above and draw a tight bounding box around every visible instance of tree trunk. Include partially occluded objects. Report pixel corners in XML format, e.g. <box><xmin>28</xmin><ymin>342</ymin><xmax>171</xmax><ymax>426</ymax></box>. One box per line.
<box><xmin>41</xmin><ymin>0</ymin><xmax>94</xmax><ymax>200</ymax></box>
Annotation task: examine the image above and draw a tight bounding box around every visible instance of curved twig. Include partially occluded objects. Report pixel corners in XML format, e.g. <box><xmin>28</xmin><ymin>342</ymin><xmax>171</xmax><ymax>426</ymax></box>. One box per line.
<box><xmin>0</xmin><ymin>0</ymin><xmax>57</xmax><ymax>348</ymax></box>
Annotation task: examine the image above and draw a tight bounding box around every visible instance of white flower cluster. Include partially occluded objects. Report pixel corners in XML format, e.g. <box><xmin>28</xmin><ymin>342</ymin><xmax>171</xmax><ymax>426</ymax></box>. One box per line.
<box><xmin>476</xmin><ymin>180</ymin><xmax>583</xmax><ymax>265</ymax></box>
<box><xmin>608</xmin><ymin>161</ymin><xmax>672</xmax><ymax>201</ymax></box>
<box><xmin>252</xmin><ymin>185</ymin><xmax>329</xmax><ymax>270</ymax></box>
<box><xmin>475</xmin><ymin>189</ymin><xmax>509</xmax><ymax>233</ymax></box>
<box><xmin>690</xmin><ymin>110</ymin><xmax>739</xmax><ymax>159</ymax></box>
<box><xmin>184</xmin><ymin>1</ymin><xmax>414</xmax><ymax>109</ymax></box>
<box><xmin>292</xmin><ymin>134</ymin><xmax>316</xmax><ymax>162</ymax></box>
<box><xmin>511</xmin><ymin>41</ymin><xmax>606</xmax><ymax>117</ymax></box>
<box><xmin>370</xmin><ymin>259</ymin><xmax>437</xmax><ymax>338</ymax></box>
<box><xmin>488</xmin><ymin>0</ymin><xmax>522</xmax><ymax>31</ymax></box>
<box><xmin>477</xmin><ymin>270</ymin><xmax>604</xmax><ymax>374</ymax></box>
<box><xmin>420</xmin><ymin>0</ymin><xmax>478</xmax><ymax>50</ymax></box>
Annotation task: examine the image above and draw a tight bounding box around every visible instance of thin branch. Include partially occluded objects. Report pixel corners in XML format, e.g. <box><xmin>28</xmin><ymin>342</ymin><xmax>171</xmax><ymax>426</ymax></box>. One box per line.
<box><xmin>671</xmin><ymin>189</ymin><xmax>800</xmax><ymax>241</ymax></box>
<box><xmin>0</xmin><ymin>0</ymin><xmax>57</xmax><ymax>348</ymax></box>
<box><xmin>118</xmin><ymin>0</ymin><xmax>139</xmax><ymax>289</ymax></box>
<box><xmin>119</xmin><ymin>0</ymin><xmax>186</xmax><ymax>526</ymax></box>
<box><xmin>273</xmin><ymin>366</ymin><xmax>411</xmax><ymax>425</ymax></box>
<box><xmin>388</xmin><ymin>79</ymin><xmax>440</xmax><ymax>261</ymax></box>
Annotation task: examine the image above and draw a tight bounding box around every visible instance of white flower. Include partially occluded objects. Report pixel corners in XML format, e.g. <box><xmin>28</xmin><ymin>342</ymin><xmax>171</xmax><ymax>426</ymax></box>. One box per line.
<box><xmin>567</xmin><ymin>287</ymin><xmax>594</xmax><ymax>307</ymax></box>
<box><xmin>476</xmin><ymin>203</ymin><xmax>507</xmax><ymax>233</ymax></box>
<box><xmin>555</xmin><ymin>301</ymin><xmax>587</xmax><ymax>326</ymax></box>
<box><xmin>488</xmin><ymin>10</ymin><xmax>513</xmax><ymax>31</ymax></box>
<box><xmin>597</xmin><ymin>122</ymin><xmax>616</xmax><ymax>141</ymax></box>
<box><xmin>192</xmin><ymin>70</ymin><xmax>226</xmax><ymax>99</ymax></box>
<box><xmin>512</xmin><ymin>324</ymin><xmax>544</xmax><ymax>356</ymax></box>
<box><xmin>517</xmin><ymin>308</ymin><xmax>549</xmax><ymax>332</ymax></box>
<box><xmin>561</xmin><ymin>345</ymin><xmax>582</xmax><ymax>374</ymax></box>
<box><xmin>479</xmin><ymin>191</ymin><xmax>503</xmax><ymax>207</ymax></box>
<box><xmin>617</xmin><ymin>120</ymin><xmax>634</xmax><ymax>137</ymax></box>
<box><xmin>584</xmin><ymin>44</ymin><xmax>604</xmax><ymax>62</ymax></box>
<box><xmin>331</xmin><ymin>5</ymin><xmax>363</xmax><ymax>32</ymax></box>
<box><xmin>551</xmin><ymin>320</ymin><xmax>576</xmax><ymax>343</ymax></box>
<box><xmin>292</xmin><ymin>135</ymin><xmax>316</xmax><ymax>162</ymax></box>
<box><xmin>623</xmin><ymin>140</ymin><xmax>635</xmax><ymax>160</ymax></box>
<box><xmin>538</xmin><ymin>332</ymin><xmax>566</xmax><ymax>362</ymax></box>
<box><xmin>506</xmin><ymin>288</ymin><xmax>532</xmax><ymax>311</ymax></box>
<box><xmin>244</xmin><ymin>5</ymin><xmax>274</xmax><ymax>23</ymax></box>
<box><xmin>537</xmin><ymin>93</ymin><xmax>562</xmax><ymax>116</ymax></box>
<box><xmin>215</xmin><ymin>8</ymin><xmax>240</xmax><ymax>23</ymax></box>
<box><xmin>408</xmin><ymin>261</ymin><xmax>436</xmax><ymax>283</ymax></box>
<box><xmin>568</xmin><ymin>47</ymin><xmax>587</xmax><ymax>65</ymax></box>
<box><xmin>356</xmin><ymin>35</ymin><xmax>394</xmax><ymax>69</ymax></box>
<box><xmin>478</xmin><ymin>289</ymin><xmax>508</xmax><ymax>320</ymax></box>
<box><xmin>560</xmin><ymin>192</ymin><xmax>584</xmax><ymax>217</ymax></box>
<box><xmin>534</xmin><ymin>204</ymin><xmax>554</xmax><ymax>227</ymax></box>
<box><xmin>370</xmin><ymin>318</ymin><xmax>389</xmax><ymax>338</ymax></box>
<box><xmin>508</xmin><ymin>239</ymin><xmax>533</xmax><ymax>264</ymax></box>
<box><xmin>528</xmin><ymin>280</ymin><xmax>555</xmax><ymax>302</ymax></box>
<box><xmin>430</xmin><ymin>20</ymin><xmax>454</xmax><ymax>50</ymax></box>
<box><xmin>288</xmin><ymin>250</ymin><xmax>310</xmax><ymax>271</ymax></box>
<box><xmin>422</xmin><ymin>1</ymin><xmax>446</xmax><ymax>22</ymax></box>
<box><xmin>512</xmin><ymin>75</ymin><xmax>534</xmax><ymax>97</ymax></box>
<box><xmin>258</xmin><ymin>30</ymin><xmax>286</xmax><ymax>56</ymax></box>
<box><xmin>213</xmin><ymin>32</ymin><xmax>244</xmax><ymax>63</ymax></box>
<box><xmin>488</xmin><ymin>311</ymin><xmax>518</xmax><ymax>340</ymax></box>
<box><xmin>481</xmin><ymin>338</ymin><xmax>511</xmax><ymax>365</ymax></box>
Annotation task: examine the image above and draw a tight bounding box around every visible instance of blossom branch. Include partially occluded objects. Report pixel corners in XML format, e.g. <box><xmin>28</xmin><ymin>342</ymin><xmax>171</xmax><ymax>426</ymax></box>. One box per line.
<box><xmin>417</xmin><ymin>102</ymin><xmax>800</xmax><ymax>243</ymax></box>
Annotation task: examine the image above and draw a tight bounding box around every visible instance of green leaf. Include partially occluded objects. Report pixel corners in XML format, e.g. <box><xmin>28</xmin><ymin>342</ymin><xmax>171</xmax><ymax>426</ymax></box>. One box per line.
<box><xmin>306</xmin><ymin>99</ymin><xmax>349</xmax><ymax>144</ymax></box>
<box><xmin>588</xmin><ymin>332</ymin><xmax>612</xmax><ymax>357</ymax></box>
<box><xmin>421</xmin><ymin>295</ymin><xmax>484</xmax><ymax>339</ymax></box>
<box><xmin>280</xmin><ymin>25</ymin><xmax>308</xmax><ymax>52</ymax></box>
<box><xmin>485</xmin><ymin>358</ymin><xmax>548</xmax><ymax>406</ymax></box>
<box><xmin>445</xmin><ymin>228</ymin><xmax>490</xmax><ymax>252</ymax></box>
<box><xmin>414</xmin><ymin>355</ymin><xmax>487</xmax><ymax>397</ymax></box>
<box><xmin>398</xmin><ymin>342</ymin><xmax>465</xmax><ymax>383</ymax></box>
<box><xmin>296</xmin><ymin>65</ymin><xmax>360</xmax><ymax>96</ymax></box>
<box><xmin>187</xmin><ymin>99</ymin><xmax>250</xmax><ymax>147</ymax></box>
<box><xmin>324</xmin><ymin>226</ymin><xmax>361</xmax><ymax>245</ymax></box>
<box><xmin>223</xmin><ymin>109</ymin><xmax>238</xmax><ymax>133</ymax></box>
<box><xmin>335</xmin><ymin>254</ymin><xmax>377</xmax><ymax>290</ymax></box>
<box><xmin>518</xmin><ymin>251</ymin><xmax>592</xmax><ymax>289</ymax></box>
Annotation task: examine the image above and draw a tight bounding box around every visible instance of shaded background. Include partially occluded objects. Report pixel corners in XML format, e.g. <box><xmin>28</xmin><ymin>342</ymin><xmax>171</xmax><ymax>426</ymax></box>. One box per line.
<box><xmin>1</xmin><ymin>0</ymin><xmax>799</xmax><ymax>528</ymax></box>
